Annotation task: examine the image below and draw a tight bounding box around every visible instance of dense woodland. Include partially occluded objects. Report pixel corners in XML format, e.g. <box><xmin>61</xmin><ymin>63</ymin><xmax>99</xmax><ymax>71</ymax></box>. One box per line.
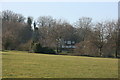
<box><xmin>2</xmin><ymin>10</ymin><xmax>120</xmax><ymax>58</ymax></box>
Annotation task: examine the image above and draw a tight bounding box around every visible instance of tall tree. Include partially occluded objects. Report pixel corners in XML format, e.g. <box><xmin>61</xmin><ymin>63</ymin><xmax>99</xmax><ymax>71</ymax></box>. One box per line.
<box><xmin>75</xmin><ymin>17</ymin><xmax>92</xmax><ymax>41</ymax></box>
<box><xmin>27</xmin><ymin>17</ymin><xmax>33</xmax><ymax>27</ymax></box>
<box><xmin>92</xmin><ymin>22</ymin><xmax>105</xmax><ymax>56</ymax></box>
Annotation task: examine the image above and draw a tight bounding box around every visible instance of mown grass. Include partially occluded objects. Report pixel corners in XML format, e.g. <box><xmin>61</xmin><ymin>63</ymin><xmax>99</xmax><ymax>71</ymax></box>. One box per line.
<box><xmin>2</xmin><ymin>51</ymin><xmax>118</xmax><ymax>78</ymax></box>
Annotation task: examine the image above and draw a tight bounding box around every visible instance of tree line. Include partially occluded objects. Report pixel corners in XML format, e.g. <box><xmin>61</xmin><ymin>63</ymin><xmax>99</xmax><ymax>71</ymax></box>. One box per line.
<box><xmin>2</xmin><ymin>10</ymin><xmax>120</xmax><ymax>58</ymax></box>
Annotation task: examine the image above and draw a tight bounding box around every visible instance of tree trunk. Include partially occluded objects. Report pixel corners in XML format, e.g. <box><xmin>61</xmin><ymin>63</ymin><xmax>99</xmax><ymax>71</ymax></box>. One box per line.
<box><xmin>116</xmin><ymin>26</ymin><xmax>120</xmax><ymax>58</ymax></box>
<box><xmin>99</xmin><ymin>47</ymin><xmax>102</xmax><ymax>57</ymax></box>
<box><xmin>115</xmin><ymin>22</ymin><xmax>120</xmax><ymax>58</ymax></box>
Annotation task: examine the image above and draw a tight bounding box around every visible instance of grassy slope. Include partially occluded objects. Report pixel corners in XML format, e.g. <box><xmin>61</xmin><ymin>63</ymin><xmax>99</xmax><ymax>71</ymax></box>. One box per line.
<box><xmin>2</xmin><ymin>51</ymin><xmax>118</xmax><ymax>78</ymax></box>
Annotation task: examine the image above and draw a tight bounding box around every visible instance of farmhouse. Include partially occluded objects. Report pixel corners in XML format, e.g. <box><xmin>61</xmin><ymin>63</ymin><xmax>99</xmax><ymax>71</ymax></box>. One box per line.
<box><xmin>61</xmin><ymin>40</ymin><xmax>76</xmax><ymax>52</ymax></box>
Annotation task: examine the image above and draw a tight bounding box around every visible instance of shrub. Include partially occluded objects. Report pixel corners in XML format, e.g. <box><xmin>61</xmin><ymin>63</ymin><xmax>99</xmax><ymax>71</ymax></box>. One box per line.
<box><xmin>33</xmin><ymin>43</ymin><xmax>42</xmax><ymax>53</ymax></box>
<box><xmin>42</xmin><ymin>47</ymin><xmax>56</xmax><ymax>54</ymax></box>
<box><xmin>33</xmin><ymin>43</ymin><xmax>56</xmax><ymax>54</ymax></box>
<box><xmin>18</xmin><ymin>40</ymin><xmax>32</xmax><ymax>51</ymax></box>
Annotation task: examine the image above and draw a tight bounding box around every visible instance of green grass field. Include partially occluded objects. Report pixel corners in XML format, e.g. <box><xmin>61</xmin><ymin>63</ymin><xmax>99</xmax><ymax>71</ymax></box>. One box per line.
<box><xmin>2</xmin><ymin>51</ymin><xmax>118</xmax><ymax>78</ymax></box>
